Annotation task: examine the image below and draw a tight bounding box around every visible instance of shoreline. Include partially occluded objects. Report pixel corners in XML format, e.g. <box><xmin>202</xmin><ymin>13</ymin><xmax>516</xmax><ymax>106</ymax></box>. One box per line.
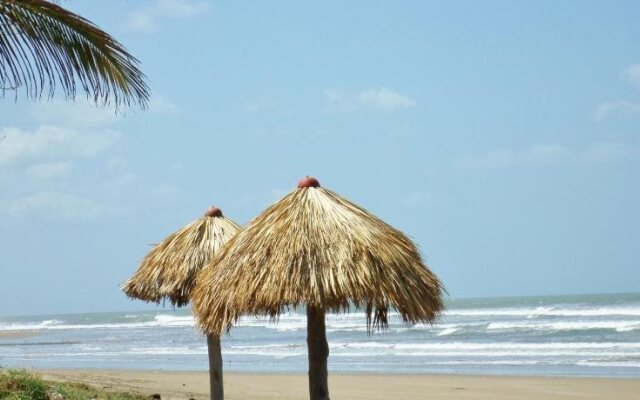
<box><xmin>25</xmin><ymin>367</ymin><xmax>640</xmax><ymax>379</ymax></box>
<box><xmin>36</xmin><ymin>369</ymin><xmax>640</xmax><ymax>400</ymax></box>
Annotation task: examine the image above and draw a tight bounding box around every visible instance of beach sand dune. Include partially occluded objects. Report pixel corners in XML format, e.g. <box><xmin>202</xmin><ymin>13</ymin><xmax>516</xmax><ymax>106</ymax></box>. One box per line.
<box><xmin>39</xmin><ymin>370</ymin><xmax>640</xmax><ymax>400</ymax></box>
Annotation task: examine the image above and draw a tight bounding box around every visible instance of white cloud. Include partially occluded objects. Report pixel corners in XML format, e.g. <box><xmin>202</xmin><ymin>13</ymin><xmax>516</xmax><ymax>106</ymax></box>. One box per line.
<box><xmin>324</xmin><ymin>89</ymin><xmax>357</xmax><ymax>112</ymax></box>
<box><xmin>127</xmin><ymin>0</ymin><xmax>210</xmax><ymax>33</ymax></box>
<box><xmin>106</xmin><ymin>157</ymin><xmax>130</xmax><ymax>173</ymax></box>
<box><xmin>357</xmin><ymin>87</ymin><xmax>416</xmax><ymax>110</ymax></box>
<box><xmin>592</xmin><ymin>64</ymin><xmax>640</xmax><ymax>121</ymax></box>
<box><xmin>593</xmin><ymin>100</ymin><xmax>640</xmax><ymax>121</ymax></box>
<box><xmin>0</xmin><ymin>126</ymin><xmax>120</xmax><ymax>166</ymax></box>
<box><xmin>26</xmin><ymin>162</ymin><xmax>74</xmax><ymax>182</ymax></box>
<box><xmin>1</xmin><ymin>100</ymin><xmax>180</xmax><ymax>221</ymax></box>
<box><xmin>401</xmin><ymin>192</ymin><xmax>433</xmax><ymax>208</ymax></box>
<box><xmin>101</xmin><ymin>171</ymin><xmax>141</xmax><ymax>193</ymax></box>
<box><xmin>3</xmin><ymin>191</ymin><xmax>104</xmax><ymax>221</ymax></box>
<box><xmin>622</xmin><ymin>64</ymin><xmax>640</xmax><ymax>89</ymax></box>
<box><xmin>33</xmin><ymin>95</ymin><xmax>179</xmax><ymax>118</ymax></box>
<box><xmin>457</xmin><ymin>143</ymin><xmax>630</xmax><ymax>169</ymax></box>
<box><xmin>243</xmin><ymin>95</ymin><xmax>279</xmax><ymax>114</ymax></box>
<box><xmin>32</xmin><ymin>100</ymin><xmax>122</xmax><ymax>127</ymax></box>
<box><xmin>324</xmin><ymin>87</ymin><xmax>415</xmax><ymax>112</ymax></box>
<box><xmin>149</xmin><ymin>94</ymin><xmax>179</xmax><ymax>115</ymax></box>
<box><xmin>0</xmin><ymin>123</ymin><xmax>119</xmax><ymax>220</ymax></box>
<box><xmin>0</xmin><ymin>142</ymin><xmax>179</xmax><ymax>221</ymax></box>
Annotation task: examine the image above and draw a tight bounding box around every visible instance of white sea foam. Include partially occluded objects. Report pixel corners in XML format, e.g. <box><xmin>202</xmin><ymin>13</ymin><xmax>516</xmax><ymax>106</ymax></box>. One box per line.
<box><xmin>412</xmin><ymin>360</ymin><xmax>548</xmax><ymax>366</ymax></box>
<box><xmin>2</xmin><ymin>294</ymin><xmax>640</xmax><ymax>376</ymax></box>
<box><xmin>486</xmin><ymin>320</ymin><xmax>640</xmax><ymax>332</ymax></box>
<box><xmin>0</xmin><ymin>314</ymin><xmax>365</xmax><ymax>332</ymax></box>
<box><xmin>340</xmin><ymin>341</ymin><xmax>640</xmax><ymax>351</ymax></box>
<box><xmin>446</xmin><ymin>306</ymin><xmax>640</xmax><ymax>317</ymax></box>
<box><xmin>437</xmin><ymin>327</ymin><xmax>460</xmax><ymax>336</ymax></box>
<box><xmin>152</xmin><ymin>315</ymin><xmax>194</xmax><ymax>326</ymax></box>
<box><xmin>40</xmin><ymin>320</ymin><xmax>62</xmax><ymax>326</ymax></box>
<box><xmin>223</xmin><ymin>349</ymin><xmax>307</xmax><ymax>358</ymax></box>
<box><xmin>30</xmin><ymin>348</ymin><xmax>207</xmax><ymax>357</ymax></box>
<box><xmin>4</xmin><ymin>314</ymin><xmax>638</xmax><ymax>334</ymax></box>
<box><xmin>221</xmin><ymin>341</ymin><xmax>640</xmax><ymax>359</ymax></box>
<box><xmin>576</xmin><ymin>360</ymin><xmax>640</xmax><ymax>368</ymax></box>
<box><xmin>235</xmin><ymin>317</ymin><xmax>306</xmax><ymax>331</ymax></box>
<box><xmin>0</xmin><ymin>314</ymin><xmax>195</xmax><ymax>331</ymax></box>
<box><xmin>128</xmin><ymin>346</ymin><xmax>207</xmax><ymax>355</ymax></box>
<box><xmin>233</xmin><ymin>313</ymin><xmax>376</xmax><ymax>332</ymax></box>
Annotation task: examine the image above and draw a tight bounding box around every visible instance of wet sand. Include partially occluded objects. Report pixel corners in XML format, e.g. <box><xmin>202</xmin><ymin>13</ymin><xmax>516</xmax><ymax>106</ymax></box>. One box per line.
<box><xmin>39</xmin><ymin>369</ymin><xmax>640</xmax><ymax>400</ymax></box>
<box><xmin>0</xmin><ymin>330</ymin><xmax>37</xmax><ymax>340</ymax></box>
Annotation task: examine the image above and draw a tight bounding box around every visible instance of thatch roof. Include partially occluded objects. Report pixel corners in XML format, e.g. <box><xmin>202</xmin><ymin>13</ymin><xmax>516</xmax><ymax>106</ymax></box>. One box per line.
<box><xmin>122</xmin><ymin>207</ymin><xmax>242</xmax><ymax>307</ymax></box>
<box><xmin>192</xmin><ymin>180</ymin><xmax>444</xmax><ymax>335</ymax></box>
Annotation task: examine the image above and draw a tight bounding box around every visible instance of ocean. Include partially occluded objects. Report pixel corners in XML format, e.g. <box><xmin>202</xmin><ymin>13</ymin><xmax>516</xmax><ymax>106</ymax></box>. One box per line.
<box><xmin>1</xmin><ymin>292</ymin><xmax>639</xmax><ymax>377</ymax></box>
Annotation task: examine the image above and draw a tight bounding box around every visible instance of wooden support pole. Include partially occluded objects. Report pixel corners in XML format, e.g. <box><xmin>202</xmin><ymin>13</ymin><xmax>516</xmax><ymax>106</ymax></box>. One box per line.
<box><xmin>306</xmin><ymin>306</ymin><xmax>330</xmax><ymax>400</ymax></box>
<box><xmin>207</xmin><ymin>334</ymin><xmax>224</xmax><ymax>400</ymax></box>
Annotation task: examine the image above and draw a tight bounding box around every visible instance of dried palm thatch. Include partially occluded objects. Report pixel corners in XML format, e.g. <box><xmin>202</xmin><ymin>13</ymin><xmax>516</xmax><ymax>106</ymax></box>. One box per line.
<box><xmin>192</xmin><ymin>180</ymin><xmax>444</xmax><ymax>336</ymax></box>
<box><xmin>122</xmin><ymin>208</ymin><xmax>242</xmax><ymax>307</ymax></box>
<box><xmin>122</xmin><ymin>206</ymin><xmax>240</xmax><ymax>400</ymax></box>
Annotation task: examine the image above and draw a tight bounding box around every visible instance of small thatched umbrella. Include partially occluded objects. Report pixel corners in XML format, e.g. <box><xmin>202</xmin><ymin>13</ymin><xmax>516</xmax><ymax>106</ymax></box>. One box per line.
<box><xmin>122</xmin><ymin>206</ymin><xmax>241</xmax><ymax>400</ymax></box>
<box><xmin>192</xmin><ymin>177</ymin><xmax>444</xmax><ymax>400</ymax></box>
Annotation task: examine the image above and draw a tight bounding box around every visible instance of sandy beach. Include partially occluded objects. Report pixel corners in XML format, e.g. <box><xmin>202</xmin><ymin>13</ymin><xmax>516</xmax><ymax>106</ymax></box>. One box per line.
<box><xmin>38</xmin><ymin>370</ymin><xmax>640</xmax><ymax>400</ymax></box>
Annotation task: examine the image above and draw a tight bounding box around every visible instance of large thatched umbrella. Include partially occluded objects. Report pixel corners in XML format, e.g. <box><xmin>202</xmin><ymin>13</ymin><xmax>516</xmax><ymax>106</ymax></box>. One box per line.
<box><xmin>122</xmin><ymin>206</ymin><xmax>241</xmax><ymax>400</ymax></box>
<box><xmin>192</xmin><ymin>177</ymin><xmax>443</xmax><ymax>400</ymax></box>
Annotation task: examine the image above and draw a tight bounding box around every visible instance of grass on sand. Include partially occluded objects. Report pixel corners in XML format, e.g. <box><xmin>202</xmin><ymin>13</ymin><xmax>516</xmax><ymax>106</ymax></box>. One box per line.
<box><xmin>0</xmin><ymin>369</ymin><xmax>147</xmax><ymax>400</ymax></box>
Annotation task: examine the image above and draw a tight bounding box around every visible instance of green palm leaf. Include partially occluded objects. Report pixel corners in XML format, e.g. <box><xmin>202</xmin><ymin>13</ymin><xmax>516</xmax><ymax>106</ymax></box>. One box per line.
<box><xmin>0</xmin><ymin>0</ymin><xmax>149</xmax><ymax>108</ymax></box>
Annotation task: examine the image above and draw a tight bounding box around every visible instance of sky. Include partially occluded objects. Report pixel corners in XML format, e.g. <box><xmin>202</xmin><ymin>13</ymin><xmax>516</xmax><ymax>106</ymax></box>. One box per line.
<box><xmin>1</xmin><ymin>1</ymin><xmax>639</xmax><ymax>316</ymax></box>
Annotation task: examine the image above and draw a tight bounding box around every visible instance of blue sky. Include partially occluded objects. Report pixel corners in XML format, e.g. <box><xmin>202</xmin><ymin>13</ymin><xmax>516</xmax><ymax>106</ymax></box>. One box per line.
<box><xmin>1</xmin><ymin>1</ymin><xmax>639</xmax><ymax>316</ymax></box>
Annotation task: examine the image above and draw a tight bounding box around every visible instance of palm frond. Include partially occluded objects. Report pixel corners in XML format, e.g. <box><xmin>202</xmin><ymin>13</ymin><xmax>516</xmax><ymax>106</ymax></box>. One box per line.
<box><xmin>0</xmin><ymin>0</ymin><xmax>149</xmax><ymax>108</ymax></box>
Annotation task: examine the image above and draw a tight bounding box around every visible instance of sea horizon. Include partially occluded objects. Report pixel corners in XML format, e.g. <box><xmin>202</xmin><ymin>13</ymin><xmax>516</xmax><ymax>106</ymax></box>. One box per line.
<box><xmin>2</xmin><ymin>290</ymin><xmax>638</xmax><ymax>319</ymax></box>
<box><xmin>2</xmin><ymin>291</ymin><xmax>639</xmax><ymax>378</ymax></box>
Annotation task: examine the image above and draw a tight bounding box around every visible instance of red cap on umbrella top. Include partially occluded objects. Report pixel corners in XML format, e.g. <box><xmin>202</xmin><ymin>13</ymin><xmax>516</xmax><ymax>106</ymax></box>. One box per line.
<box><xmin>204</xmin><ymin>206</ymin><xmax>223</xmax><ymax>218</ymax></box>
<box><xmin>297</xmin><ymin>176</ymin><xmax>320</xmax><ymax>188</ymax></box>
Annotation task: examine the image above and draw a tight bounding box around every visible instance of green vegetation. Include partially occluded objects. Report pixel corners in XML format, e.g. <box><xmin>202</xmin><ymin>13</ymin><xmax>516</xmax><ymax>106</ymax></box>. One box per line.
<box><xmin>0</xmin><ymin>370</ymin><xmax>147</xmax><ymax>400</ymax></box>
